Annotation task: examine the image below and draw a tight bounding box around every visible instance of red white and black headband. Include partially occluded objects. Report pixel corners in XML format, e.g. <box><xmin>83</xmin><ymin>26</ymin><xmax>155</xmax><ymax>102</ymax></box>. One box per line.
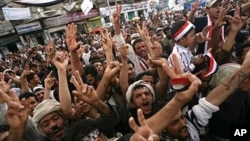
<box><xmin>173</xmin><ymin>21</ymin><xmax>195</xmax><ymax>41</ymax></box>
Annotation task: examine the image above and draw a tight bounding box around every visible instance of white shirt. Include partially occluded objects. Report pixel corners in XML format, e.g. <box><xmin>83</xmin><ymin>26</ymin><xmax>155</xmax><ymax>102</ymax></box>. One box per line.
<box><xmin>168</xmin><ymin>44</ymin><xmax>195</xmax><ymax>73</ymax></box>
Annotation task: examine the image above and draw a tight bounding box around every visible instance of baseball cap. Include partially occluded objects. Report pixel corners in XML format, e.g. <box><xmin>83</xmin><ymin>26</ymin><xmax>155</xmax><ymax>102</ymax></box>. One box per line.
<box><xmin>206</xmin><ymin>0</ymin><xmax>221</xmax><ymax>8</ymax></box>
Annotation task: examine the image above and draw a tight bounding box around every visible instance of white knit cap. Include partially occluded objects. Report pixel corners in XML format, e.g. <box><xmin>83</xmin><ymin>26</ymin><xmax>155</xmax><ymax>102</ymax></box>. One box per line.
<box><xmin>126</xmin><ymin>80</ymin><xmax>155</xmax><ymax>103</ymax></box>
<box><xmin>32</xmin><ymin>99</ymin><xmax>61</xmax><ymax>136</ymax></box>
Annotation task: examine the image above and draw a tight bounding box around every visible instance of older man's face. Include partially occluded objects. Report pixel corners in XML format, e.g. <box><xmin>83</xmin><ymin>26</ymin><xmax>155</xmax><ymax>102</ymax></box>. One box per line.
<box><xmin>40</xmin><ymin>112</ymin><xmax>67</xmax><ymax>141</ymax></box>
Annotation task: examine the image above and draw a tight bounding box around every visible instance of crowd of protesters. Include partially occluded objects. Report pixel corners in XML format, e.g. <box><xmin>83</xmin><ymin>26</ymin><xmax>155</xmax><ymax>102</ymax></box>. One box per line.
<box><xmin>1</xmin><ymin>0</ymin><xmax>250</xmax><ymax>141</ymax></box>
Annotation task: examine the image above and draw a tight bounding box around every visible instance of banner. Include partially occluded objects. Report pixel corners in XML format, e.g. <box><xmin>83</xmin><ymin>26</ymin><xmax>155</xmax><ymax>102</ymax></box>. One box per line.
<box><xmin>2</xmin><ymin>7</ymin><xmax>31</xmax><ymax>21</ymax></box>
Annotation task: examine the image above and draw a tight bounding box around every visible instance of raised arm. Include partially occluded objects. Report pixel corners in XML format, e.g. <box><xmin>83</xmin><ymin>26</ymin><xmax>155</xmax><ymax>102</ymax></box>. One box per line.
<box><xmin>113</xmin><ymin>4</ymin><xmax>122</xmax><ymax>36</ymax></box>
<box><xmin>0</xmin><ymin>89</ymin><xmax>29</xmax><ymax>141</ymax></box>
<box><xmin>20</xmin><ymin>65</ymin><xmax>32</xmax><ymax>93</ymax></box>
<box><xmin>187</xmin><ymin>0</ymin><xmax>200</xmax><ymax>23</ymax></box>
<box><xmin>101</xmin><ymin>29</ymin><xmax>113</xmax><ymax>66</ymax></box>
<box><xmin>218</xmin><ymin>6</ymin><xmax>246</xmax><ymax>64</ymax></box>
<box><xmin>71</xmin><ymin>71</ymin><xmax>111</xmax><ymax>114</ymax></box>
<box><xmin>118</xmin><ymin>43</ymin><xmax>129</xmax><ymax>99</ymax></box>
<box><xmin>43</xmin><ymin>71</ymin><xmax>55</xmax><ymax>99</ymax></box>
<box><xmin>53</xmin><ymin>50</ymin><xmax>76</xmax><ymax>119</ymax></box>
<box><xmin>206</xmin><ymin>50</ymin><xmax>250</xmax><ymax>106</ymax></box>
<box><xmin>96</xmin><ymin>61</ymin><xmax>121</xmax><ymax>100</ymax></box>
<box><xmin>137</xmin><ymin>21</ymin><xmax>154</xmax><ymax>57</ymax></box>
<box><xmin>147</xmin><ymin>54</ymin><xmax>201</xmax><ymax>134</ymax></box>
<box><xmin>113</xmin><ymin>4</ymin><xmax>126</xmax><ymax>49</ymax></box>
<box><xmin>65</xmin><ymin>23</ymin><xmax>83</xmax><ymax>76</ymax></box>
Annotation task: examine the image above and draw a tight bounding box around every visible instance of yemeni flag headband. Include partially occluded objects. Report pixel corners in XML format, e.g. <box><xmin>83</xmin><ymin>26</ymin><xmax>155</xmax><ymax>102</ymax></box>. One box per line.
<box><xmin>173</xmin><ymin>21</ymin><xmax>195</xmax><ymax>41</ymax></box>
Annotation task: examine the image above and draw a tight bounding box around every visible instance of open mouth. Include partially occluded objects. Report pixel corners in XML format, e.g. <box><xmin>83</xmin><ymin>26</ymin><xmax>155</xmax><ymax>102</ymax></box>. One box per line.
<box><xmin>141</xmin><ymin>101</ymin><xmax>151</xmax><ymax>112</ymax></box>
<box><xmin>53</xmin><ymin>127</ymin><xmax>63</xmax><ymax>137</ymax></box>
<box><xmin>179</xmin><ymin>127</ymin><xmax>189</xmax><ymax>138</ymax></box>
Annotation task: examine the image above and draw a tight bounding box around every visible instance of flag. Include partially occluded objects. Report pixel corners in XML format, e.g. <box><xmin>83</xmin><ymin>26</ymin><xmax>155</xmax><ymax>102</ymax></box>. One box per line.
<box><xmin>13</xmin><ymin>0</ymin><xmax>66</xmax><ymax>6</ymax></box>
<box><xmin>81</xmin><ymin>0</ymin><xmax>93</xmax><ymax>16</ymax></box>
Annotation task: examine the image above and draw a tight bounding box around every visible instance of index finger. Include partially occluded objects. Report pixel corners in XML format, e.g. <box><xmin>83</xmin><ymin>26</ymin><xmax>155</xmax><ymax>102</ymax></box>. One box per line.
<box><xmin>136</xmin><ymin>23</ymin><xmax>142</xmax><ymax>31</ymax></box>
<box><xmin>46</xmin><ymin>71</ymin><xmax>53</xmax><ymax>78</ymax></box>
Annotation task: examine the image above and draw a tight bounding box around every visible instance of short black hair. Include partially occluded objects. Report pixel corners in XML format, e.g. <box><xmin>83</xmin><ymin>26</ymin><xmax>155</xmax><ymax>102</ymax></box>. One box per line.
<box><xmin>135</xmin><ymin>71</ymin><xmax>157</xmax><ymax>85</ymax></box>
<box><xmin>131</xmin><ymin>38</ymin><xmax>143</xmax><ymax>51</ymax></box>
<box><xmin>19</xmin><ymin>92</ymin><xmax>38</xmax><ymax>102</ymax></box>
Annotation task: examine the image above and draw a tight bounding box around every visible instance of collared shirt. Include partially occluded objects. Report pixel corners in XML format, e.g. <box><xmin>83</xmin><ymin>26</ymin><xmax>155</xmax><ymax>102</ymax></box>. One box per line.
<box><xmin>168</xmin><ymin>44</ymin><xmax>195</xmax><ymax>73</ymax></box>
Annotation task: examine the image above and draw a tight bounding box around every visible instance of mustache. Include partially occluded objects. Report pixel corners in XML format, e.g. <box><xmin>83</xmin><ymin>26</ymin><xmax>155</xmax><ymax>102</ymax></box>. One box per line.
<box><xmin>51</xmin><ymin>124</ymin><xmax>63</xmax><ymax>133</ymax></box>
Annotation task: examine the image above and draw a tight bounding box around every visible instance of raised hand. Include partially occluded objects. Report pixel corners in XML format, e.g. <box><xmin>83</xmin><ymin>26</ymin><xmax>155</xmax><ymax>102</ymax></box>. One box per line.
<box><xmin>44</xmin><ymin>71</ymin><xmax>55</xmax><ymax>91</ymax></box>
<box><xmin>137</xmin><ymin>21</ymin><xmax>150</xmax><ymax>41</ymax></box>
<box><xmin>1</xmin><ymin>89</ymin><xmax>29</xmax><ymax>131</ymax></box>
<box><xmin>129</xmin><ymin>109</ymin><xmax>160</xmax><ymax>141</ymax></box>
<box><xmin>101</xmin><ymin>28</ymin><xmax>112</xmax><ymax>53</ymax></box>
<box><xmin>20</xmin><ymin>64</ymin><xmax>32</xmax><ymax>80</ymax></box>
<box><xmin>190</xmin><ymin>0</ymin><xmax>200</xmax><ymax>13</ymax></box>
<box><xmin>65</xmin><ymin>23</ymin><xmax>82</xmax><ymax>52</ymax></box>
<box><xmin>229</xmin><ymin>6</ymin><xmax>247</xmax><ymax>32</ymax></box>
<box><xmin>53</xmin><ymin>51</ymin><xmax>69</xmax><ymax>71</ymax></box>
<box><xmin>213</xmin><ymin>4</ymin><xmax>231</xmax><ymax>29</ymax></box>
<box><xmin>148</xmin><ymin>57</ymin><xmax>168</xmax><ymax>68</ymax></box>
<box><xmin>162</xmin><ymin>53</ymin><xmax>201</xmax><ymax>103</ymax></box>
<box><xmin>112</xmin><ymin>4</ymin><xmax>122</xmax><ymax>24</ymax></box>
<box><xmin>196</xmin><ymin>25</ymin><xmax>210</xmax><ymax>44</ymax></box>
<box><xmin>118</xmin><ymin>43</ymin><xmax>129</xmax><ymax>59</ymax></box>
<box><xmin>70</xmin><ymin>71</ymin><xmax>99</xmax><ymax>105</ymax></box>
<box><xmin>45</xmin><ymin>40</ymin><xmax>55</xmax><ymax>56</ymax></box>
<box><xmin>0</xmin><ymin>72</ymin><xmax>12</xmax><ymax>93</ymax></box>
<box><xmin>103</xmin><ymin>61</ymin><xmax>121</xmax><ymax>79</ymax></box>
<box><xmin>151</xmin><ymin>41</ymin><xmax>163</xmax><ymax>59</ymax></box>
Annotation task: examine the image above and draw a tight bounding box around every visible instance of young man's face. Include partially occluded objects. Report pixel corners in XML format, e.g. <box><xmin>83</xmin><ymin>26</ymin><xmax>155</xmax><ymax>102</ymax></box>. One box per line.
<box><xmin>207</xmin><ymin>1</ymin><xmax>222</xmax><ymax>19</ymax></box>
<box><xmin>165</xmin><ymin>111</ymin><xmax>189</xmax><ymax>140</ymax></box>
<box><xmin>34</xmin><ymin>90</ymin><xmax>45</xmax><ymax>103</ymax></box>
<box><xmin>127</xmin><ymin>63</ymin><xmax>136</xmax><ymax>82</ymax></box>
<box><xmin>131</xmin><ymin>87</ymin><xmax>154</xmax><ymax>115</ymax></box>
<box><xmin>25</xmin><ymin>97</ymin><xmax>38</xmax><ymax>117</ymax></box>
<box><xmin>134</xmin><ymin>41</ymin><xmax>148</xmax><ymax>58</ymax></box>
<box><xmin>40</xmin><ymin>112</ymin><xmax>67</xmax><ymax>140</ymax></box>
<box><xmin>93</xmin><ymin>62</ymin><xmax>103</xmax><ymax>75</ymax></box>
<box><xmin>141</xmin><ymin>75</ymin><xmax>155</xmax><ymax>88</ymax></box>
<box><xmin>74</xmin><ymin>97</ymin><xmax>92</xmax><ymax>115</ymax></box>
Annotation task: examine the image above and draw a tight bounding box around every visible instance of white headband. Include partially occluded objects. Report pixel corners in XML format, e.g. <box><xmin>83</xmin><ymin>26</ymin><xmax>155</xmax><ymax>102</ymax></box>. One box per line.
<box><xmin>173</xmin><ymin>21</ymin><xmax>195</xmax><ymax>41</ymax></box>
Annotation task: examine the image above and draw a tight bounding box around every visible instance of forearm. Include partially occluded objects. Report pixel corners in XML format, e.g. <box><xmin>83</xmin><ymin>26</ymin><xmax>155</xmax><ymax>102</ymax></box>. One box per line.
<box><xmin>58</xmin><ymin>70</ymin><xmax>75</xmax><ymax>117</ymax></box>
<box><xmin>70</xmin><ymin>51</ymin><xmax>83</xmax><ymax>76</ymax></box>
<box><xmin>44</xmin><ymin>88</ymin><xmax>51</xmax><ymax>99</ymax></box>
<box><xmin>241</xmin><ymin>2</ymin><xmax>250</xmax><ymax>14</ymax></box>
<box><xmin>96</xmin><ymin>75</ymin><xmax>111</xmax><ymax>100</ymax></box>
<box><xmin>187</xmin><ymin>10</ymin><xmax>196</xmax><ymax>23</ymax></box>
<box><xmin>120</xmin><ymin>58</ymin><xmax>129</xmax><ymax>99</ymax></box>
<box><xmin>93</xmin><ymin>99</ymin><xmax>110</xmax><ymax>114</ymax></box>
<box><xmin>20</xmin><ymin>78</ymin><xmax>30</xmax><ymax>93</ymax></box>
<box><xmin>209</xmin><ymin>27</ymin><xmax>220</xmax><ymax>55</ymax></box>
<box><xmin>142</xmin><ymin>39</ymin><xmax>153</xmax><ymax>57</ymax></box>
<box><xmin>105</xmin><ymin>51</ymin><xmax>113</xmax><ymax>66</ymax></box>
<box><xmin>222</xmin><ymin>31</ymin><xmax>237</xmax><ymax>52</ymax></box>
<box><xmin>147</xmin><ymin>96</ymin><xmax>184</xmax><ymax>134</ymax></box>
<box><xmin>8</xmin><ymin>129</ymin><xmax>25</xmax><ymax>141</ymax></box>
<box><xmin>114</xmin><ymin>21</ymin><xmax>121</xmax><ymax>35</ymax></box>
<box><xmin>156</xmin><ymin>67</ymin><xmax>168</xmax><ymax>96</ymax></box>
<box><xmin>206</xmin><ymin>67</ymin><xmax>249</xmax><ymax>106</ymax></box>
